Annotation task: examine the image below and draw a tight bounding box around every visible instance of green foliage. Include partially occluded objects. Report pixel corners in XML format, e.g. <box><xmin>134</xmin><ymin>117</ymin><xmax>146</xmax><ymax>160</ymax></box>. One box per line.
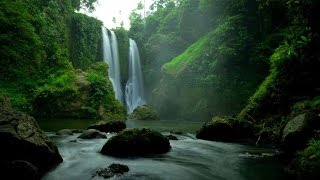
<box><xmin>238</xmin><ymin>26</ymin><xmax>315</xmax><ymax>121</ymax></box>
<box><xmin>296</xmin><ymin>139</ymin><xmax>320</xmax><ymax>177</ymax></box>
<box><xmin>0</xmin><ymin>87</ymin><xmax>30</xmax><ymax>112</ymax></box>
<box><xmin>0</xmin><ymin>0</ymin><xmax>124</xmax><ymax>119</ymax></box>
<box><xmin>0</xmin><ymin>0</ymin><xmax>42</xmax><ymax>81</ymax></box>
<box><xmin>69</xmin><ymin>13</ymin><xmax>103</xmax><ymax>69</ymax></box>
<box><xmin>72</xmin><ymin>0</ymin><xmax>98</xmax><ymax>12</ymax></box>
<box><xmin>128</xmin><ymin>105</ymin><xmax>160</xmax><ymax>120</ymax></box>
<box><xmin>86</xmin><ymin>63</ymin><xmax>126</xmax><ymax>120</ymax></box>
<box><xmin>129</xmin><ymin>0</ymin><xmax>221</xmax><ymax>95</ymax></box>
<box><xmin>291</xmin><ymin>96</ymin><xmax>320</xmax><ymax>115</ymax></box>
<box><xmin>162</xmin><ymin>30</ymin><xmax>211</xmax><ymax>76</ymax></box>
<box><xmin>33</xmin><ymin>71</ymin><xmax>79</xmax><ymax>117</ymax></box>
<box><xmin>154</xmin><ymin>15</ymin><xmax>264</xmax><ymax>120</ymax></box>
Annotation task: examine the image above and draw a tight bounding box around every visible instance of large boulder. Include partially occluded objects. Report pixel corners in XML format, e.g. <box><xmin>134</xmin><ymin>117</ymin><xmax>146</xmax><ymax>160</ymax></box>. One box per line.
<box><xmin>282</xmin><ymin>112</ymin><xmax>320</xmax><ymax>152</ymax></box>
<box><xmin>0</xmin><ymin>109</ymin><xmax>63</xmax><ymax>175</ymax></box>
<box><xmin>101</xmin><ymin>128</ymin><xmax>171</xmax><ymax>157</ymax></box>
<box><xmin>1</xmin><ymin>160</ymin><xmax>40</xmax><ymax>180</ymax></box>
<box><xmin>78</xmin><ymin>129</ymin><xmax>107</xmax><ymax>139</ymax></box>
<box><xmin>88</xmin><ymin>120</ymin><xmax>126</xmax><ymax>133</ymax></box>
<box><xmin>196</xmin><ymin>116</ymin><xmax>253</xmax><ymax>142</ymax></box>
<box><xmin>128</xmin><ymin>105</ymin><xmax>159</xmax><ymax>120</ymax></box>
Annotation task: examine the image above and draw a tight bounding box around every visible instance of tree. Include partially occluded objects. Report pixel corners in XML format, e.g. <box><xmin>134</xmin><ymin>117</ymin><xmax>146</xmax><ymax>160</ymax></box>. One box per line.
<box><xmin>72</xmin><ymin>0</ymin><xmax>98</xmax><ymax>12</ymax></box>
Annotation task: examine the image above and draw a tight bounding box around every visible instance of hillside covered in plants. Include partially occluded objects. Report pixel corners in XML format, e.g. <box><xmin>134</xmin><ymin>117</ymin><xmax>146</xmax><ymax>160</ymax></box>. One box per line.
<box><xmin>0</xmin><ymin>0</ymin><xmax>125</xmax><ymax>119</ymax></box>
<box><xmin>130</xmin><ymin>0</ymin><xmax>320</xmax><ymax>177</ymax></box>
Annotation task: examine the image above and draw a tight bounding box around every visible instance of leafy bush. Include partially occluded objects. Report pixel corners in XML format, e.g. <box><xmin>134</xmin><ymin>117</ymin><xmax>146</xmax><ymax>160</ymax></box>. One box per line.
<box><xmin>296</xmin><ymin>139</ymin><xmax>320</xmax><ymax>178</ymax></box>
<box><xmin>86</xmin><ymin>62</ymin><xmax>126</xmax><ymax>120</ymax></box>
<box><xmin>33</xmin><ymin>71</ymin><xmax>78</xmax><ymax>117</ymax></box>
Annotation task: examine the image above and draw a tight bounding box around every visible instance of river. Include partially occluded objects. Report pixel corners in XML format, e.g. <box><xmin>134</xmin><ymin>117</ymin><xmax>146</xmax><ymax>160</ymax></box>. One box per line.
<box><xmin>39</xmin><ymin>119</ymin><xmax>288</xmax><ymax>180</ymax></box>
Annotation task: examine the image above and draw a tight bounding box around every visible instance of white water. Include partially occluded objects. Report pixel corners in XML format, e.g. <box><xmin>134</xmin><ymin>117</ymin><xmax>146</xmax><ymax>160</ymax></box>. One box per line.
<box><xmin>101</xmin><ymin>26</ymin><xmax>123</xmax><ymax>103</ymax></box>
<box><xmin>125</xmin><ymin>39</ymin><xmax>145</xmax><ymax>113</ymax></box>
<box><xmin>43</xmin><ymin>131</ymin><xmax>286</xmax><ymax>180</ymax></box>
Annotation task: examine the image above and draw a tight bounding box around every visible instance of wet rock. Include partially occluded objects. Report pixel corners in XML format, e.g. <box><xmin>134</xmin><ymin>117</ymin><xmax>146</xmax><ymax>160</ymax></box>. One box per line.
<box><xmin>71</xmin><ymin>129</ymin><xmax>84</xmax><ymax>133</ymax></box>
<box><xmin>78</xmin><ymin>129</ymin><xmax>106</xmax><ymax>139</ymax></box>
<box><xmin>165</xmin><ymin>135</ymin><xmax>178</xmax><ymax>140</ymax></box>
<box><xmin>2</xmin><ymin>160</ymin><xmax>40</xmax><ymax>180</ymax></box>
<box><xmin>0</xmin><ymin>109</ymin><xmax>63</xmax><ymax>175</ymax></box>
<box><xmin>56</xmin><ymin>129</ymin><xmax>73</xmax><ymax>135</ymax></box>
<box><xmin>92</xmin><ymin>164</ymin><xmax>129</xmax><ymax>179</ymax></box>
<box><xmin>282</xmin><ymin>112</ymin><xmax>320</xmax><ymax>152</ymax></box>
<box><xmin>170</xmin><ymin>129</ymin><xmax>183</xmax><ymax>135</ymax></box>
<box><xmin>88</xmin><ymin>120</ymin><xmax>126</xmax><ymax>133</ymax></box>
<box><xmin>128</xmin><ymin>105</ymin><xmax>159</xmax><ymax>120</ymax></box>
<box><xmin>101</xmin><ymin>128</ymin><xmax>171</xmax><ymax>157</ymax></box>
<box><xmin>196</xmin><ymin>116</ymin><xmax>253</xmax><ymax>142</ymax></box>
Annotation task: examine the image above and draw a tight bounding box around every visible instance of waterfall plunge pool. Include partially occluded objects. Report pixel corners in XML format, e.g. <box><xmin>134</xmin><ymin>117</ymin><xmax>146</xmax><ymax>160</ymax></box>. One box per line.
<box><xmin>39</xmin><ymin>119</ymin><xmax>289</xmax><ymax>180</ymax></box>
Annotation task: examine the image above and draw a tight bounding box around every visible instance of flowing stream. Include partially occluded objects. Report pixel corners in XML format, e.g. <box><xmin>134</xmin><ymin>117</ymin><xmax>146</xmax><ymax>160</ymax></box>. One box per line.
<box><xmin>125</xmin><ymin>39</ymin><xmax>146</xmax><ymax>113</ymax></box>
<box><xmin>42</xmin><ymin>120</ymin><xmax>288</xmax><ymax>180</ymax></box>
<box><xmin>102</xmin><ymin>26</ymin><xmax>123</xmax><ymax>103</ymax></box>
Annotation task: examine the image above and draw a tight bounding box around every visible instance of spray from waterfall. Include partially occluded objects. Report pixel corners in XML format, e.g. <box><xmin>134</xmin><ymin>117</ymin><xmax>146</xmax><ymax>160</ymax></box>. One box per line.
<box><xmin>125</xmin><ymin>39</ymin><xmax>145</xmax><ymax>113</ymax></box>
<box><xmin>101</xmin><ymin>26</ymin><xmax>123</xmax><ymax>103</ymax></box>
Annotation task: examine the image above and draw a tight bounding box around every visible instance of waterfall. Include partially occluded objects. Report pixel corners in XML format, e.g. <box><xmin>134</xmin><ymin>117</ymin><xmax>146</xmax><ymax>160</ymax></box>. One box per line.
<box><xmin>101</xmin><ymin>26</ymin><xmax>123</xmax><ymax>103</ymax></box>
<box><xmin>125</xmin><ymin>39</ymin><xmax>145</xmax><ymax>113</ymax></box>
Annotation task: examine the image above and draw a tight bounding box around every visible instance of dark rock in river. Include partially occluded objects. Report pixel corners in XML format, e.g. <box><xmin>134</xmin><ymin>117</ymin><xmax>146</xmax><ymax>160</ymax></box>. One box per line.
<box><xmin>170</xmin><ymin>129</ymin><xmax>183</xmax><ymax>135</ymax></box>
<box><xmin>101</xmin><ymin>128</ymin><xmax>171</xmax><ymax>156</ymax></box>
<box><xmin>78</xmin><ymin>129</ymin><xmax>106</xmax><ymax>139</ymax></box>
<box><xmin>165</xmin><ymin>135</ymin><xmax>178</xmax><ymax>140</ymax></box>
<box><xmin>196</xmin><ymin>116</ymin><xmax>253</xmax><ymax>142</ymax></box>
<box><xmin>71</xmin><ymin>129</ymin><xmax>84</xmax><ymax>133</ymax></box>
<box><xmin>56</xmin><ymin>129</ymin><xmax>73</xmax><ymax>135</ymax></box>
<box><xmin>92</xmin><ymin>163</ymin><xmax>129</xmax><ymax>179</ymax></box>
<box><xmin>282</xmin><ymin>112</ymin><xmax>320</xmax><ymax>152</ymax></box>
<box><xmin>88</xmin><ymin>120</ymin><xmax>126</xmax><ymax>133</ymax></box>
<box><xmin>0</xmin><ymin>108</ymin><xmax>63</xmax><ymax>175</ymax></box>
<box><xmin>127</xmin><ymin>105</ymin><xmax>159</xmax><ymax>120</ymax></box>
<box><xmin>2</xmin><ymin>160</ymin><xmax>40</xmax><ymax>180</ymax></box>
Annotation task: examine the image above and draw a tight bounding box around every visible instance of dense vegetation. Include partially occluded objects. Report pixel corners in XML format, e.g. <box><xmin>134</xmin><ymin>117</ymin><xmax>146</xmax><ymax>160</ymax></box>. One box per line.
<box><xmin>0</xmin><ymin>0</ymin><xmax>125</xmax><ymax>119</ymax></box>
<box><xmin>129</xmin><ymin>0</ymin><xmax>320</xmax><ymax>177</ymax></box>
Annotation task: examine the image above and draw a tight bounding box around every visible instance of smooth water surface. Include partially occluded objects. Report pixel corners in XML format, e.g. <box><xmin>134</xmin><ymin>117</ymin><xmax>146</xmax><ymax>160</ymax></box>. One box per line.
<box><xmin>42</xmin><ymin>119</ymin><xmax>288</xmax><ymax>180</ymax></box>
<box><xmin>37</xmin><ymin>119</ymin><xmax>98</xmax><ymax>132</ymax></box>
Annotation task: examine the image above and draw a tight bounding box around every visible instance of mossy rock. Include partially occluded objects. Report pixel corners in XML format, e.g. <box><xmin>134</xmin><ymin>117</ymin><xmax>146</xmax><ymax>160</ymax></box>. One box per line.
<box><xmin>88</xmin><ymin>120</ymin><xmax>126</xmax><ymax>133</ymax></box>
<box><xmin>0</xmin><ymin>95</ymin><xmax>12</xmax><ymax>110</ymax></box>
<box><xmin>282</xmin><ymin>112</ymin><xmax>320</xmax><ymax>152</ymax></box>
<box><xmin>101</xmin><ymin>128</ymin><xmax>171</xmax><ymax>157</ymax></box>
<box><xmin>128</xmin><ymin>105</ymin><xmax>159</xmax><ymax>120</ymax></box>
<box><xmin>196</xmin><ymin>116</ymin><xmax>253</xmax><ymax>142</ymax></box>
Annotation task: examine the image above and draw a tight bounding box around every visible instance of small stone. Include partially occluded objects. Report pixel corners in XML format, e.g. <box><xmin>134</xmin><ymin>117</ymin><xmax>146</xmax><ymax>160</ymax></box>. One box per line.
<box><xmin>92</xmin><ymin>164</ymin><xmax>129</xmax><ymax>179</ymax></box>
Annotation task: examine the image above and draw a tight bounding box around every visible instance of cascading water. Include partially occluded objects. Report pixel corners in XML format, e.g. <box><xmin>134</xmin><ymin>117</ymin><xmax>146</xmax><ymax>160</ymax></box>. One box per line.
<box><xmin>125</xmin><ymin>39</ymin><xmax>145</xmax><ymax>113</ymax></box>
<box><xmin>101</xmin><ymin>26</ymin><xmax>123</xmax><ymax>103</ymax></box>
